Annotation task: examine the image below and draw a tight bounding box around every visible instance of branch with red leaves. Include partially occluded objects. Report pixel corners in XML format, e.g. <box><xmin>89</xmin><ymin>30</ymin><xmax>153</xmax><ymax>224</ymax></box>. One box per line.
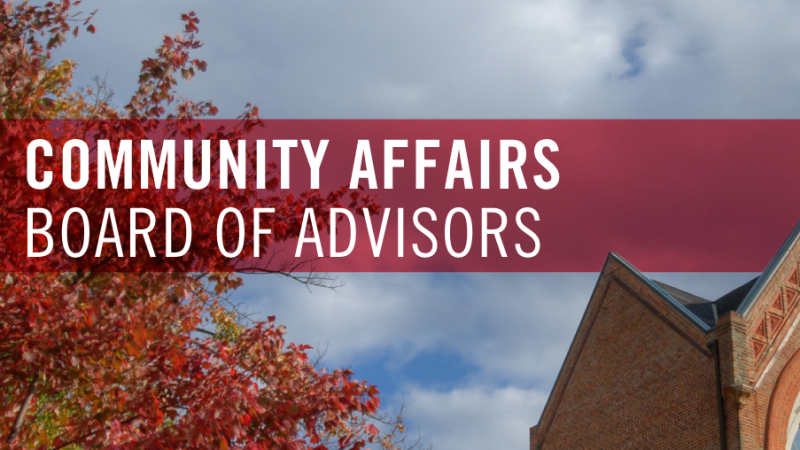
<box><xmin>0</xmin><ymin>3</ymin><xmax>412</xmax><ymax>450</ymax></box>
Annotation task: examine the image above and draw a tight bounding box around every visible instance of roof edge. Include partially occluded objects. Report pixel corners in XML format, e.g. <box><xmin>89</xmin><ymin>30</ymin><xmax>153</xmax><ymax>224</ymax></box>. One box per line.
<box><xmin>737</xmin><ymin>220</ymin><xmax>800</xmax><ymax>317</ymax></box>
<box><xmin>609</xmin><ymin>252</ymin><xmax>712</xmax><ymax>332</ymax></box>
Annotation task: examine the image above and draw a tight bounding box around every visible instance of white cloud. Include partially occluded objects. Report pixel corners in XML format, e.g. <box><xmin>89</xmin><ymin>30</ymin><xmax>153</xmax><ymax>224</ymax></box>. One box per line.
<box><xmin>399</xmin><ymin>384</ymin><xmax>548</xmax><ymax>450</ymax></box>
<box><xmin>235</xmin><ymin>273</ymin><xmax>596</xmax><ymax>384</ymax></box>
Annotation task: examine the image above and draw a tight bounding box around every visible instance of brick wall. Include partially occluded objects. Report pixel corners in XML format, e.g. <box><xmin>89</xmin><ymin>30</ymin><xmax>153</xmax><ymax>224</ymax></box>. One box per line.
<box><xmin>532</xmin><ymin>268</ymin><xmax>721</xmax><ymax>450</ymax></box>
<box><xmin>530</xmin><ymin>240</ymin><xmax>800</xmax><ymax>450</ymax></box>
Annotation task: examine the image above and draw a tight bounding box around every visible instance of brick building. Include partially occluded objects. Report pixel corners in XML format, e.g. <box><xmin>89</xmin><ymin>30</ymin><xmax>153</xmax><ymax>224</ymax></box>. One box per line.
<box><xmin>530</xmin><ymin>222</ymin><xmax>800</xmax><ymax>450</ymax></box>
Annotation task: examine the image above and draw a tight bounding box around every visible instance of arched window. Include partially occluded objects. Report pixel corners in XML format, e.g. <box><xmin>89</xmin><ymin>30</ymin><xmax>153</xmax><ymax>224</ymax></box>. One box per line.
<box><xmin>788</xmin><ymin>390</ymin><xmax>800</xmax><ymax>450</ymax></box>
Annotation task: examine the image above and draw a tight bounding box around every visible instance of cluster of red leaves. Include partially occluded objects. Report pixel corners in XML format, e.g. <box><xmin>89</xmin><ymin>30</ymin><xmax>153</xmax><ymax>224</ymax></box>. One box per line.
<box><xmin>1</xmin><ymin>272</ymin><xmax>381</xmax><ymax>449</ymax></box>
<box><xmin>0</xmin><ymin>2</ymin><xmax>385</xmax><ymax>449</ymax></box>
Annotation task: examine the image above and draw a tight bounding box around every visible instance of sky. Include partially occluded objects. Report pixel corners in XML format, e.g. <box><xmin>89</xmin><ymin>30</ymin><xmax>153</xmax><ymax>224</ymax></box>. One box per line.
<box><xmin>48</xmin><ymin>0</ymin><xmax>799</xmax><ymax>448</ymax></box>
<box><xmin>53</xmin><ymin>0</ymin><xmax>800</xmax><ymax>119</ymax></box>
<box><xmin>232</xmin><ymin>272</ymin><xmax>758</xmax><ymax>450</ymax></box>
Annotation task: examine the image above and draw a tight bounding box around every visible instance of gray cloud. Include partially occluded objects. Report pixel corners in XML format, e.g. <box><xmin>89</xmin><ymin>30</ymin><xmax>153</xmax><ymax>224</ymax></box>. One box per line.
<box><xmin>400</xmin><ymin>385</ymin><xmax>548</xmax><ymax>450</ymax></box>
<box><xmin>234</xmin><ymin>272</ymin><xmax>757</xmax><ymax>381</ymax></box>
<box><xmin>235</xmin><ymin>273</ymin><xmax>596</xmax><ymax>385</ymax></box>
<box><xmin>53</xmin><ymin>0</ymin><xmax>800</xmax><ymax>119</ymax></box>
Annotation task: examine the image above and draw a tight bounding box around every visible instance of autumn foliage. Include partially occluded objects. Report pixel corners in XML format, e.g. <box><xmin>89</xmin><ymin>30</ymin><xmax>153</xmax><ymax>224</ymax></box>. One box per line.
<box><xmin>0</xmin><ymin>2</ymin><xmax>398</xmax><ymax>449</ymax></box>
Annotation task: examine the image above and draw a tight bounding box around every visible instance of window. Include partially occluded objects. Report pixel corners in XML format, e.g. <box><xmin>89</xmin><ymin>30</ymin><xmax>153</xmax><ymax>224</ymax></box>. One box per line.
<box><xmin>789</xmin><ymin>394</ymin><xmax>800</xmax><ymax>450</ymax></box>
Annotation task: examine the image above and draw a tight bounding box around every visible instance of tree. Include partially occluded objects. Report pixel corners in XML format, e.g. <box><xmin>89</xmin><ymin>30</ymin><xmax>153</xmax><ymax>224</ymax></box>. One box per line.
<box><xmin>0</xmin><ymin>2</ymin><xmax>408</xmax><ymax>449</ymax></box>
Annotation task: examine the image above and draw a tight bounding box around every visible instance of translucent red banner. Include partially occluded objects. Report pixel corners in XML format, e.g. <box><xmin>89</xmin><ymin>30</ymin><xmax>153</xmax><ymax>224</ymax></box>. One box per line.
<box><xmin>3</xmin><ymin>119</ymin><xmax>797</xmax><ymax>272</ymax></box>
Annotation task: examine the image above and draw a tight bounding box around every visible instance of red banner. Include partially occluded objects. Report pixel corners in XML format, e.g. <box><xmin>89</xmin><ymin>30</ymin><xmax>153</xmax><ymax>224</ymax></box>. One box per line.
<box><xmin>4</xmin><ymin>119</ymin><xmax>798</xmax><ymax>272</ymax></box>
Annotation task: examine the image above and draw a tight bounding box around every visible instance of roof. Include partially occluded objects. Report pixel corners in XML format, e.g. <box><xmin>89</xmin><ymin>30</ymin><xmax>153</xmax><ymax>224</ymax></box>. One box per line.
<box><xmin>714</xmin><ymin>277</ymin><xmax>759</xmax><ymax>317</ymax></box>
<box><xmin>650</xmin><ymin>277</ymin><xmax>759</xmax><ymax>329</ymax></box>
<box><xmin>610</xmin><ymin>252</ymin><xmax>761</xmax><ymax>331</ymax></box>
<box><xmin>532</xmin><ymin>220</ymin><xmax>800</xmax><ymax>444</ymax></box>
<box><xmin>608</xmin><ymin>253</ymin><xmax>715</xmax><ymax>332</ymax></box>
<box><xmin>653</xmin><ymin>281</ymin><xmax>711</xmax><ymax>306</ymax></box>
<box><xmin>653</xmin><ymin>281</ymin><xmax>715</xmax><ymax>327</ymax></box>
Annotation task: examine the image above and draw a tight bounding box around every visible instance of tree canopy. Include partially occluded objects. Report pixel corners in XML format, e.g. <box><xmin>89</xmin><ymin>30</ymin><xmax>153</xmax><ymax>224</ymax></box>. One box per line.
<box><xmin>0</xmin><ymin>2</ymin><xmax>406</xmax><ymax>449</ymax></box>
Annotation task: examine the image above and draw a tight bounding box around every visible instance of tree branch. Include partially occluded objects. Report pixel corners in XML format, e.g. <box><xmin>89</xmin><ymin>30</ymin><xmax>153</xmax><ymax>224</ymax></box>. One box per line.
<box><xmin>5</xmin><ymin>370</ymin><xmax>39</xmax><ymax>444</ymax></box>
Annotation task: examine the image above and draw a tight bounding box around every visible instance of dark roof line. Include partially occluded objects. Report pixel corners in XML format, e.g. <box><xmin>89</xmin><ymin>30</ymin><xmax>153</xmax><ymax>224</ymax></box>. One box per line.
<box><xmin>653</xmin><ymin>281</ymin><xmax>718</xmax><ymax>327</ymax></box>
<box><xmin>714</xmin><ymin>276</ymin><xmax>759</xmax><ymax>317</ymax></box>
<box><xmin>609</xmin><ymin>253</ymin><xmax>713</xmax><ymax>332</ymax></box>
<box><xmin>653</xmin><ymin>281</ymin><xmax>710</xmax><ymax>305</ymax></box>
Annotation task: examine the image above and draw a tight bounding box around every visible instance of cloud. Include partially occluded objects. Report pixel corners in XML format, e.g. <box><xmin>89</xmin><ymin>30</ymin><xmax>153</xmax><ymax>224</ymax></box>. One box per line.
<box><xmin>51</xmin><ymin>0</ymin><xmax>800</xmax><ymax>119</ymax></box>
<box><xmin>235</xmin><ymin>272</ymin><xmax>757</xmax><ymax>384</ymax></box>
<box><xmin>233</xmin><ymin>271</ymin><xmax>759</xmax><ymax>450</ymax></box>
<box><xmin>235</xmin><ymin>273</ymin><xmax>597</xmax><ymax>384</ymax></box>
<box><xmin>399</xmin><ymin>384</ymin><xmax>548</xmax><ymax>450</ymax></box>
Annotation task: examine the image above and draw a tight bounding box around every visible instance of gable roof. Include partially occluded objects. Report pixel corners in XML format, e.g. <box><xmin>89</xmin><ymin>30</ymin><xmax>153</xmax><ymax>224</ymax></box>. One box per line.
<box><xmin>609</xmin><ymin>221</ymin><xmax>800</xmax><ymax>329</ymax></box>
<box><xmin>601</xmin><ymin>251</ymin><xmax>771</xmax><ymax>333</ymax></box>
<box><xmin>648</xmin><ymin>276</ymin><xmax>760</xmax><ymax>329</ymax></box>
<box><xmin>533</xmin><ymin>221</ymin><xmax>800</xmax><ymax>448</ymax></box>
<box><xmin>532</xmin><ymin>252</ymin><xmax>720</xmax><ymax>447</ymax></box>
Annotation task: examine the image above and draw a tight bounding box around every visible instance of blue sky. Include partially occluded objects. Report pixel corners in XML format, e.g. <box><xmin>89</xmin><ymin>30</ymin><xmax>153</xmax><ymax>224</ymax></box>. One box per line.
<box><xmin>48</xmin><ymin>0</ymin><xmax>800</xmax><ymax>447</ymax></box>
<box><xmin>231</xmin><ymin>272</ymin><xmax>758</xmax><ymax>449</ymax></box>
